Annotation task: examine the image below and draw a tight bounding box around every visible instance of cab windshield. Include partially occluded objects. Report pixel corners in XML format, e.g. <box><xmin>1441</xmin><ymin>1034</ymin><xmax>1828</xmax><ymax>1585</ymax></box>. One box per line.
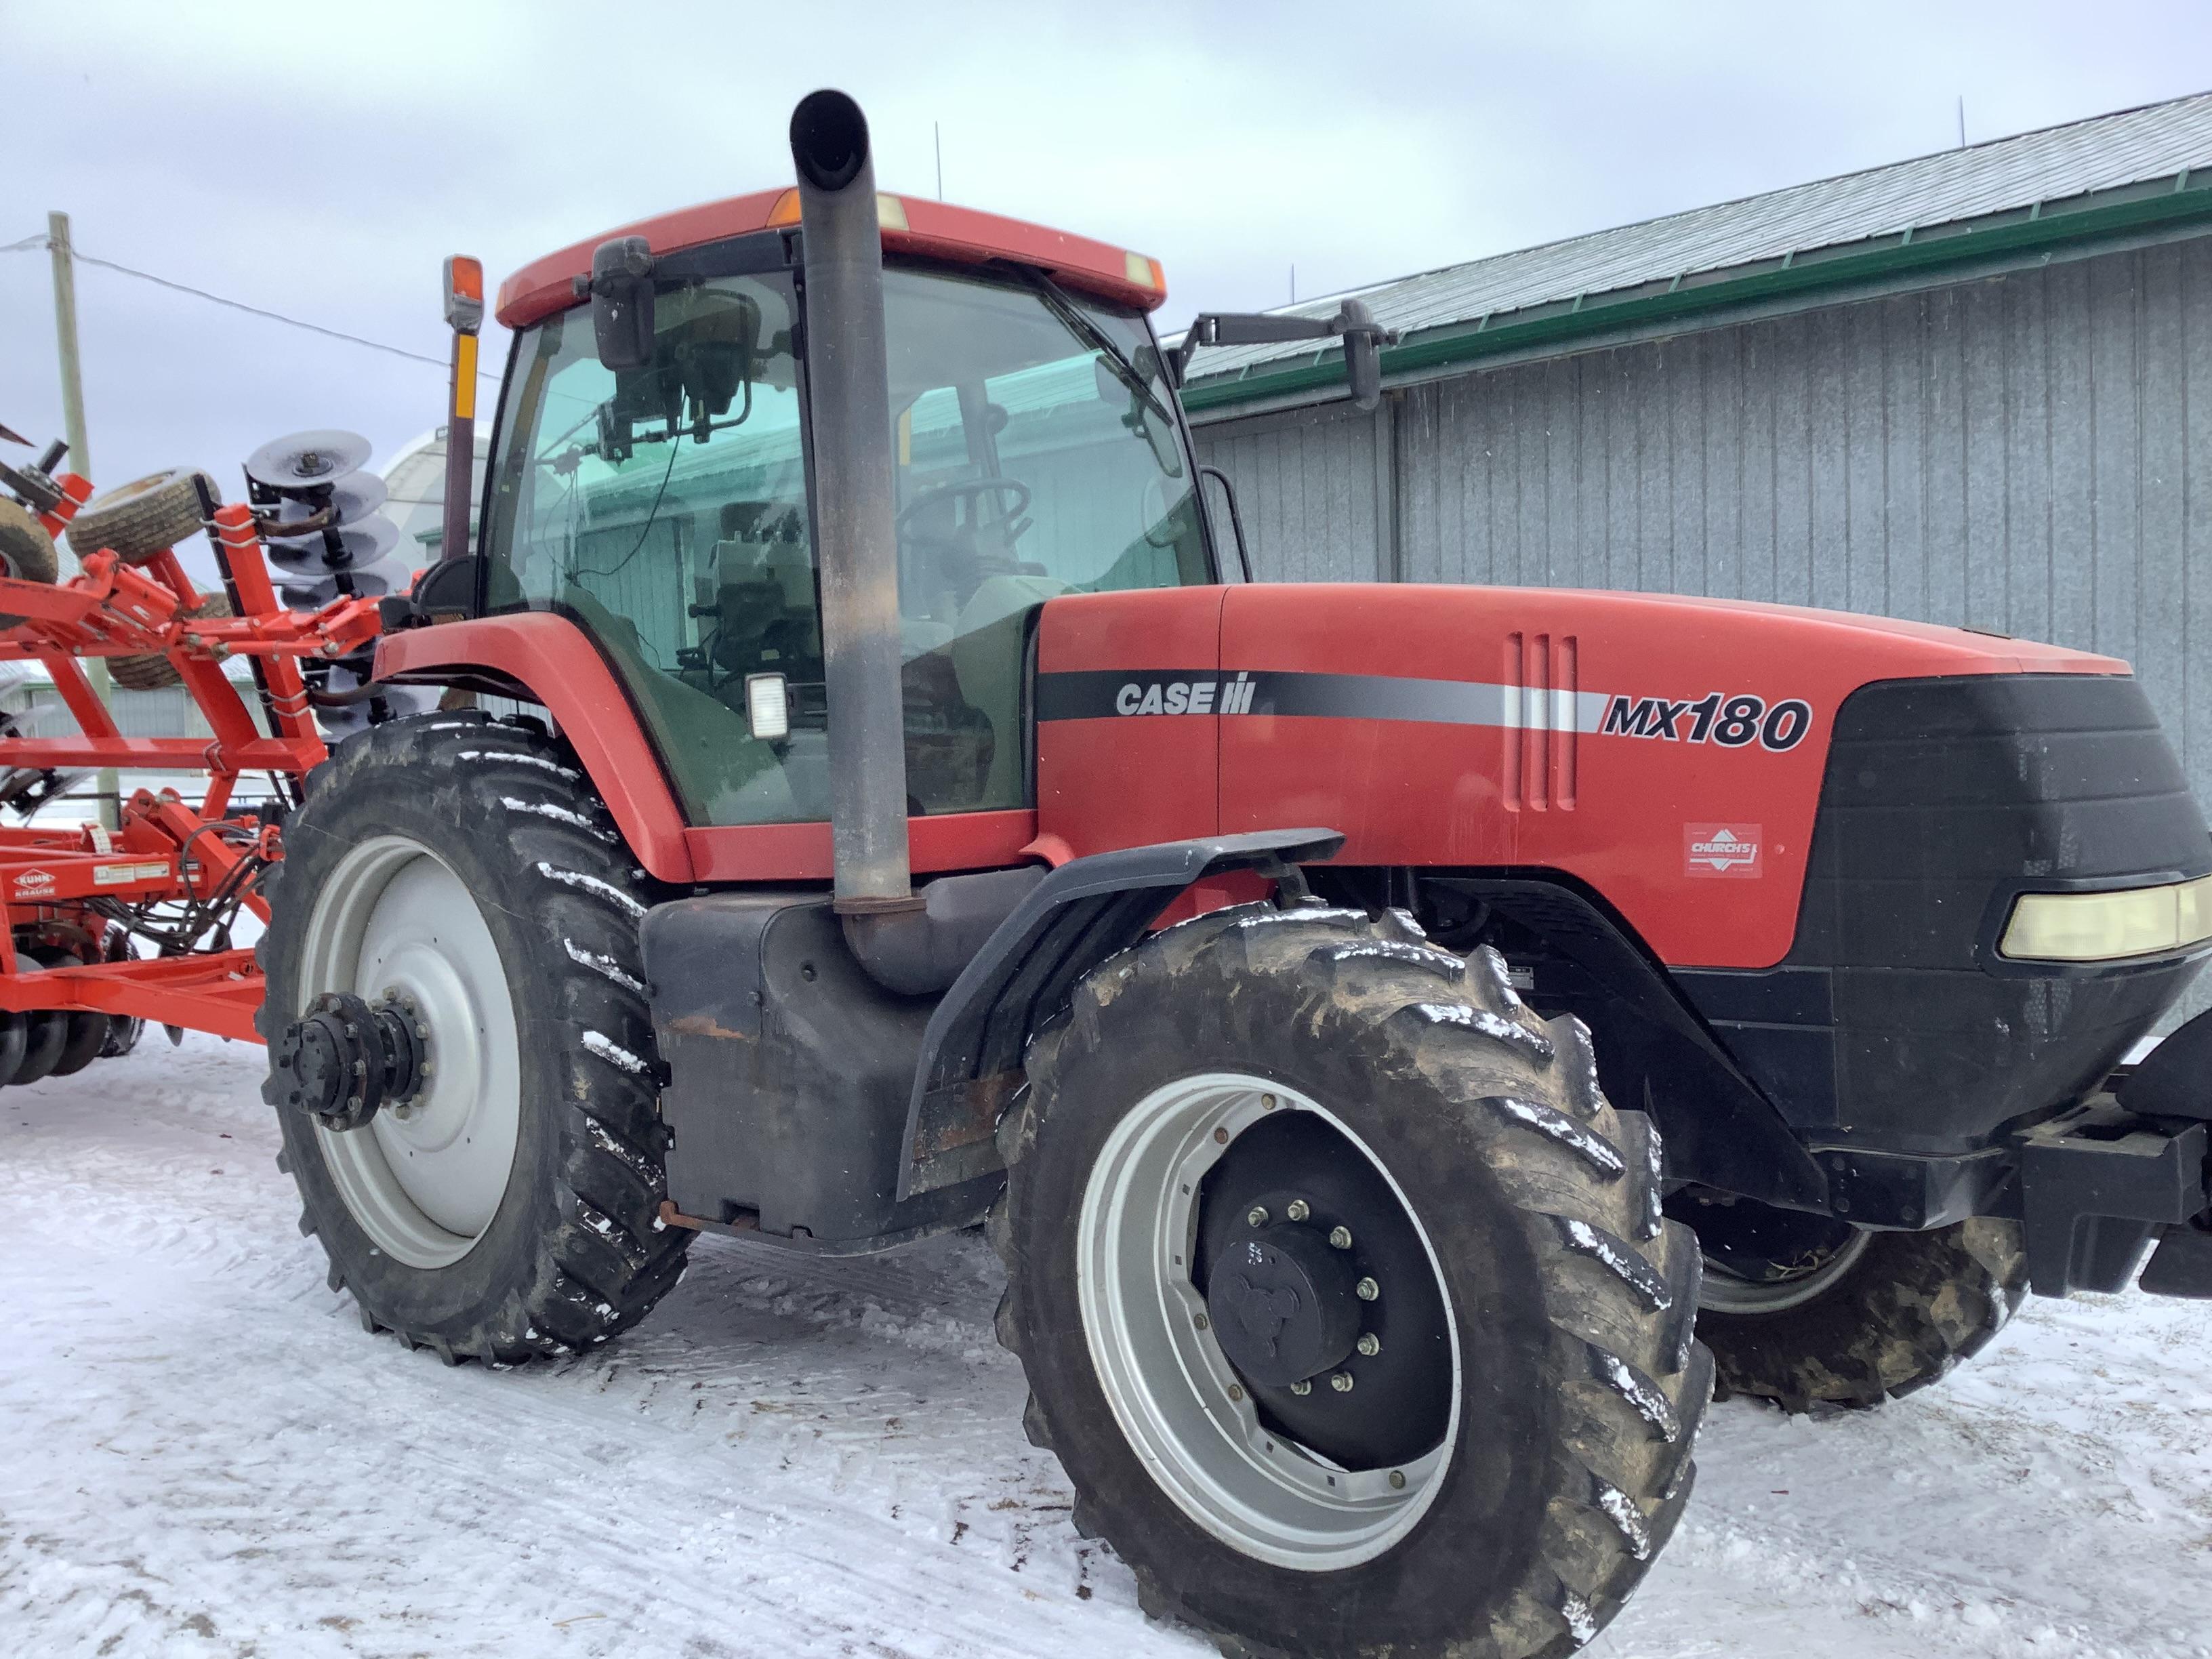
<box><xmin>482</xmin><ymin>257</ymin><xmax>1208</xmax><ymax>826</ymax></box>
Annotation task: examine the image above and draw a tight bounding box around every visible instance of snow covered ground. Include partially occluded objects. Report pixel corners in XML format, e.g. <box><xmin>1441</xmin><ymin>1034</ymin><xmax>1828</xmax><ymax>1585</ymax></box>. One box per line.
<box><xmin>3</xmin><ymin>1034</ymin><xmax>2208</xmax><ymax>1659</ymax></box>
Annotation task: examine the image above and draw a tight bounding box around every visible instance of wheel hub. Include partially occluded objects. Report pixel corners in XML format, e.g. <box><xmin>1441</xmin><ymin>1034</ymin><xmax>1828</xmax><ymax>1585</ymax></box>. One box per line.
<box><xmin>1206</xmin><ymin>1223</ymin><xmax>1360</xmax><ymax>1388</ymax></box>
<box><xmin>274</xmin><ymin>989</ymin><xmax>428</xmax><ymax>1132</ymax></box>
<box><xmin>1076</xmin><ymin>1073</ymin><xmax>1462</xmax><ymax>1572</ymax></box>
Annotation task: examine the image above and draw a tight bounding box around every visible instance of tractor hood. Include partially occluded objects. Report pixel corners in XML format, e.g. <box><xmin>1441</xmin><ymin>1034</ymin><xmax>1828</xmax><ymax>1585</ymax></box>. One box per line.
<box><xmin>1029</xmin><ymin>581</ymin><xmax>2135</xmax><ymax>970</ymax></box>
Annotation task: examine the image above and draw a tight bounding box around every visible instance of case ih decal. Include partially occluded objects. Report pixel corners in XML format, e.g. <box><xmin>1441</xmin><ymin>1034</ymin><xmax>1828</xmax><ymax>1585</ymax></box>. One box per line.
<box><xmin>1040</xmin><ymin>669</ymin><xmax>1814</xmax><ymax>752</ymax></box>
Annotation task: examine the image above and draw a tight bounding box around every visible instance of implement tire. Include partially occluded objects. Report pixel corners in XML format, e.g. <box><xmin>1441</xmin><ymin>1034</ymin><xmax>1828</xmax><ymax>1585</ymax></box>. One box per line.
<box><xmin>1684</xmin><ymin>1198</ymin><xmax>2027</xmax><ymax>1412</ymax></box>
<box><xmin>993</xmin><ymin>903</ymin><xmax>1711</xmax><ymax>1659</ymax></box>
<box><xmin>64</xmin><ymin>468</ymin><xmax>215</xmax><ymax>565</ymax></box>
<box><xmin>259</xmin><ymin>712</ymin><xmax>689</xmax><ymax>1364</ymax></box>
<box><xmin>0</xmin><ymin>499</ymin><xmax>59</xmax><ymax>628</ymax></box>
<box><xmin>108</xmin><ymin>592</ymin><xmax>232</xmax><ymax>691</ymax></box>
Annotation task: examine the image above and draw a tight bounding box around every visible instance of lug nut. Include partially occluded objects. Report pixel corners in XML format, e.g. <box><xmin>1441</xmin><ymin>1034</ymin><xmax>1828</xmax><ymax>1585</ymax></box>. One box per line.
<box><xmin>1286</xmin><ymin>1199</ymin><xmax>1311</xmax><ymax>1223</ymax></box>
<box><xmin>1329</xmin><ymin>1372</ymin><xmax>1354</xmax><ymax>1393</ymax></box>
<box><xmin>1388</xmin><ymin>1470</ymin><xmax>1406</xmax><ymax>1490</ymax></box>
<box><xmin>1355</xmin><ymin>1277</ymin><xmax>1379</xmax><ymax>1301</ymax></box>
<box><xmin>1357</xmin><ymin>1333</ymin><xmax>1380</xmax><ymax>1357</ymax></box>
<box><xmin>1212</xmin><ymin>1126</ymin><xmax>1229</xmax><ymax>1145</ymax></box>
<box><xmin>1290</xmin><ymin>1380</ymin><xmax>1311</xmax><ymax>1397</ymax></box>
<box><xmin>1227</xmin><ymin>1383</ymin><xmax>1244</xmax><ymax>1403</ymax></box>
<box><xmin>1329</xmin><ymin>1225</ymin><xmax>1353</xmax><ymax>1250</ymax></box>
<box><xmin>1262</xmin><ymin>1092</ymin><xmax>1277</xmax><ymax>1110</ymax></box>
<box><xmin>1246</xmin><ymin>1205</ymin><xmax>1269</xmax><ymax>1227</ymax></box>
<box><xmin>1194</xmin><ymin>1312</ymin><xmax>1209</xmax><ymax>1330</ymax></box>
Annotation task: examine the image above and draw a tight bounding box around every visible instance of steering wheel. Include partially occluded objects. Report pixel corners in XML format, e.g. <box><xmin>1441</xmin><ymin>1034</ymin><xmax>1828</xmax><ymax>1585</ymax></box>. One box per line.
<box><xmin>896</xmin><ymin>476</ymin><xmax>1035</xmax><ymax>599</ymax></box>
<box><xmin>894</xmin><ymin>476</ymin><xmax>1032</xmax><ymax>539</ymax></box>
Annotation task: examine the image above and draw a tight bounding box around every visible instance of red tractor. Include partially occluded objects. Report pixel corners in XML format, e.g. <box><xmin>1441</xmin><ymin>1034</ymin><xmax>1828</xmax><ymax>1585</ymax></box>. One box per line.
<box><xmin>247</xmin><ymin>92</ymin><xmax>2210</xmax><ymax>1658</ymax></box>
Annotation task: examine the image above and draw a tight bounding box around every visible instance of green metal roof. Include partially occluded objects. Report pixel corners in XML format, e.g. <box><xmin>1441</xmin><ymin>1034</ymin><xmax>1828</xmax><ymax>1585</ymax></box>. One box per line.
<box><xmin>1183</xmin><ymin>91</ymin><xmax>2212</xmax><ymax>416</ymax></box>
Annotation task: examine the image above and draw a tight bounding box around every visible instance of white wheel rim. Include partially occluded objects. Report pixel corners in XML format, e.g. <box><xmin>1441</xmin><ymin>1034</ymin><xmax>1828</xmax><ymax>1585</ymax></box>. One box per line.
<box><xmin>299</xmin><ymin>834</ymin><xmax>521</xmax><ymax>1269</ymax></box>
<box><xmin>1076</xmin><ymin>1071</ymin><xmax>1460</xmax><ymax>1571</ymax></box>
<box><xmin>1698</xmin><ymin>1229</ymin><xmax>1872</xmax><ymax>1314</ymax></box>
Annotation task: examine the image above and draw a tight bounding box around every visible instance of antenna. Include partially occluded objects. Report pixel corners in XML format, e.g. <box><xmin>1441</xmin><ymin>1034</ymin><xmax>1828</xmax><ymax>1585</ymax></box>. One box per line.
<box><xmin>935</xmin><ymin>121</ymin><xmax>943</xmax><ymax>200</ymax></box>
<box><xmin>1957</xmin><ymin>96</ymin><xmax>1966</xmax><ymax>149</ymax></box>
<box><xmin>1290</xmin><ymin>262</ymin><xmax>1296</xmax><ymax>305</ymax></box>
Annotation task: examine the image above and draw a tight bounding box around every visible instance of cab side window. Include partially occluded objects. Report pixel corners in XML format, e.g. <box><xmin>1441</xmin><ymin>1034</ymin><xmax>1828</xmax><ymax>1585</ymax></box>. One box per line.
<box><xmin>485</xmin><ymin>275</ymin><xmax>831</xmax><ymax>826</ymax></box>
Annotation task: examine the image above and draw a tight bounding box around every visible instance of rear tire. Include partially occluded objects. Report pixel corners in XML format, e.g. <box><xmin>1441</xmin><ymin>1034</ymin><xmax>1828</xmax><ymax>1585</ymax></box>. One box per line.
<box><xmin>1678</xmin><ymin>1191</ymin><xmax>2026</xmax><ymax>1411</ymax></box>
<box><xmin>259</xmin><ymin>712</ymin><xmax>690</xmax><ymax>1364</ymax></box>
<box><xmin>994</xmin><ymin>904</ymin><xmax>1711</xmax><ymax>1658</ymax></box>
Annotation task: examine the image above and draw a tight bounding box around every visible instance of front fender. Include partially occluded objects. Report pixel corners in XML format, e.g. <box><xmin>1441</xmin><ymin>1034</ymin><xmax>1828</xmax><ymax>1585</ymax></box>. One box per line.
<box><xmin>375</xmin><ymin>613</ymin><xmax>696</xmax><ymax>882</ymax></box>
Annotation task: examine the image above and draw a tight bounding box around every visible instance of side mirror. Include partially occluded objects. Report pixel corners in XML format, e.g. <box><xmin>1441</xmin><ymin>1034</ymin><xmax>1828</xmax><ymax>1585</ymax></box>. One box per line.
<box><xmin>577</xmin><ymin>236</ymin><xmax>656</xmax><ymax>371</ymax></box>
<box><xmin>1174</xmin><ymin>299</ymin><xmax>1398</xmax><ymax>412</ymax></box>
<box><xmin>1345</xmin><ymin>339</ymin><xmax>1381</xmax><ymax>411</ymax></box>
<box><xmin>1338</xmin><ymin>300</ymin><xmax>1385</xmax><ymax>412</ymax></box>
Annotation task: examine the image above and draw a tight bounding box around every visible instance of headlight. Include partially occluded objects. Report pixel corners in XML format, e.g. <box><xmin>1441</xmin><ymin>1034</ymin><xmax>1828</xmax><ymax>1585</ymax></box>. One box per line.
<box><xmin>2000</xmin><ymin>874</ymin><xmax>2212</xmax><ymax>962</ymax></box>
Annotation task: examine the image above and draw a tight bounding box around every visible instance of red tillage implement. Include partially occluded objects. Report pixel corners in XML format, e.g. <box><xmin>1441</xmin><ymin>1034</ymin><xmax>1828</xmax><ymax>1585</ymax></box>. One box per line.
<box><xmin>0</xmin><ymin>477</ymin><xmax>378</xmax><ymax>1043</ymax></box>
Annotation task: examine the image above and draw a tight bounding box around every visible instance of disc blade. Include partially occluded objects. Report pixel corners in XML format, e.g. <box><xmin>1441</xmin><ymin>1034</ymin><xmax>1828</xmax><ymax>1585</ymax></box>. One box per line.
<box><xmin>244</xmin><ymin>428</ymin><xmax>372</xmax><ymax>491</ymax></box>
<box><xmin>265</xmin><ymin>516</ymin><xmax>399</xmax><ymax>574</ymax></box>
<box><xmin>279</xmin><ymin>559</ymin><xmax>407</xmax><ymax>607</ymax></box>
<box><xmin>268</xmin><ymin>472</ymin><xmax>387</xmax><ymax>531</ymax></box>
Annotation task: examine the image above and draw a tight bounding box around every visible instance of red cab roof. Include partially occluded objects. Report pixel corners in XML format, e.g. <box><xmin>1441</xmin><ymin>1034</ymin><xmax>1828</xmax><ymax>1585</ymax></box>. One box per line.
<box><xmin>496</xmin><ymin>188</ymin><xmax>1168</xmax><ymax>329</ymax></box>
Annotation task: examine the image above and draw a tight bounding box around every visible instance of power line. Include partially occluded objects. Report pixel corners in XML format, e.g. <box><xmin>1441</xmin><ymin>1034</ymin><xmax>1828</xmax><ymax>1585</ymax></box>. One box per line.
<box><xmin>5</xmin><ymin>230</ymin><xmax>498</xmax><ymax>380</ymax></box>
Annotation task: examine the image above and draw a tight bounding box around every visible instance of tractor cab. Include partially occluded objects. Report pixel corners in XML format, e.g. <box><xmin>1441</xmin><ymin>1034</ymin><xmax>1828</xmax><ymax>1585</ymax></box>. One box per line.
<box><xmin>476</xmin><ymin>190</ymin><xmax>1213</xmax><ymax>828</ymax></box>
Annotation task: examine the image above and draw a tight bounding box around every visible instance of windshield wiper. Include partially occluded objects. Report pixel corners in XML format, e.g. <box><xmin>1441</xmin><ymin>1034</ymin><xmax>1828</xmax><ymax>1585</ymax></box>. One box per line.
<box><xmin>1014</xmin><ymin>267</ymin><xmax>1179</xmax><ymax>436</ymax></box>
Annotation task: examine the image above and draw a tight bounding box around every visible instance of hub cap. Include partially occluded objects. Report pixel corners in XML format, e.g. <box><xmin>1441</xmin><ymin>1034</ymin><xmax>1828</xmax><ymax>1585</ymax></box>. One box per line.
<box><xmin>1076</xmin><ymin>1073</ymin><xmax>1460</xmax><ymax>1571</ymax></box>
<box><xmin>297</xmin><ymin>835</ymin><xmax>520</xmax><ymax>1269</ymax></box>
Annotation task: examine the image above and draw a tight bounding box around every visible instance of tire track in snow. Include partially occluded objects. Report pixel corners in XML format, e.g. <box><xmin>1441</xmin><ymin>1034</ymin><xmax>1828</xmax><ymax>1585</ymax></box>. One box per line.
<box><xmin>5</xmin><ymin>1035</ymin><xmax>2210</xmax><ymax>1658</ymax></box>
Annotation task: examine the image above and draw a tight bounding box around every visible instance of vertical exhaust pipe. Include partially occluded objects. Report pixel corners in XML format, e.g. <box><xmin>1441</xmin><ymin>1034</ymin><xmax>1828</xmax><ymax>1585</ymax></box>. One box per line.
<box><xmin>790</xmin><ymin>90</ymin><xmax>918</xmax><ymax>923</ymax></box>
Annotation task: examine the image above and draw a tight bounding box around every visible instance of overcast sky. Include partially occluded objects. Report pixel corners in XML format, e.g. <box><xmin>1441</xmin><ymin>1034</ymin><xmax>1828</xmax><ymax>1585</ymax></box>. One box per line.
<box><xmin>6</xmin><ymin>0</ymin><xmax>2211</xmax><ymax>544</ymax></box>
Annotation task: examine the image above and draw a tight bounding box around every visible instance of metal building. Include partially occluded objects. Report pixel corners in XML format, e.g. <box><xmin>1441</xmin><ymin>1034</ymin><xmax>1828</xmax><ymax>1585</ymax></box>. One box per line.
<box><xmin>1185</xmin><ymin>95</ymin><xmax>2212</xmax><ymax>898</ymax></box>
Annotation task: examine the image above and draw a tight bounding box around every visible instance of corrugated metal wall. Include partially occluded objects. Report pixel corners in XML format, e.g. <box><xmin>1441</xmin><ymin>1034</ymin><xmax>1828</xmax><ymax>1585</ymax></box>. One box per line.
<box><xmin>1195</xmin><ymin>238</ymin><xmax>2212</xmax><ymax>1016</ymax></box>
<box><xmin>1193</xmin><ymin>400</ymin><xmax>1387</xmax><ymax>581</ymax></box>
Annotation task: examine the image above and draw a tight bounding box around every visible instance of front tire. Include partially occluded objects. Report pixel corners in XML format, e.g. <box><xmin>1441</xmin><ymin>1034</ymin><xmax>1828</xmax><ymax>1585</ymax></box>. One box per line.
<box><xmin>994</xmin><ymin>903</ymin><xmax>1711</xmax><ymax>1659</ymax></box>
<box><xmin>1676</xmin><ymin>1190</ymin><xmax>2027</xmax><ymax>1410</ymax></box>
<box><xmin>259</xmin><ymin>713</ymin><xmax>689</xmax><ymax>1364</ymax></box>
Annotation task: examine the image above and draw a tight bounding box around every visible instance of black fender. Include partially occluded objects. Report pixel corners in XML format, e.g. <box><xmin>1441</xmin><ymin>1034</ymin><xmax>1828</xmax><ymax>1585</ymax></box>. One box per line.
<box><xmin>1423</xmin><ymin>874</ymin><xmax>1832</xmax><ymax>1214</ymax></box>
<box><xmin>897</xmin><ymin>827</ymin><xmax>1344</xmax><ymax>1200</ymax></box>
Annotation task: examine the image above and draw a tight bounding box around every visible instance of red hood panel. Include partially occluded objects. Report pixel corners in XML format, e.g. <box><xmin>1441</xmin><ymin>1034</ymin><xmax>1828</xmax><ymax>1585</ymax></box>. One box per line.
<box><xmin>1033</xmin><ymin>583</ymin><xmax>2126</xmax><ymax>970</ymax></box>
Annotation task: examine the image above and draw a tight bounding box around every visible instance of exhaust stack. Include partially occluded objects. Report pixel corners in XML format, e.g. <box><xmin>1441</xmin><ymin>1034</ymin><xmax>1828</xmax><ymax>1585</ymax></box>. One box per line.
<box><xmin>789</xmin><ymin>89</ymin><xmax>916</xmax><ymax>922</ymax></box>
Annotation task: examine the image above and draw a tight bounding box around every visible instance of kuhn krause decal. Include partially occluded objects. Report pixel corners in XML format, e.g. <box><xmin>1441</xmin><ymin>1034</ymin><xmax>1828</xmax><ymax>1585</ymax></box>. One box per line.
<box><xmin>1036</xmin><ymin>668</ymin><xmax>1814</xmax><ymax>752</ymax></box>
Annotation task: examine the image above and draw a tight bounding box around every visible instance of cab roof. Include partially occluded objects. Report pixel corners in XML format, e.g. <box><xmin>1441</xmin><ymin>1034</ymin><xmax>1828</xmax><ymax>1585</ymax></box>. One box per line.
<box><xmin>496</xmin><ymin>188</ymin><xmax>1168</xmax><ymax>330</ymax></box>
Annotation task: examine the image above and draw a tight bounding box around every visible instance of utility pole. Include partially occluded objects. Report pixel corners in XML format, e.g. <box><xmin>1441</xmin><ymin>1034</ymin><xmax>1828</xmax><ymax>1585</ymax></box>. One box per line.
<box><xmin>47</xmin><ymin>210</ymin><xmax>120</xmax><ymax>828</ymax></box>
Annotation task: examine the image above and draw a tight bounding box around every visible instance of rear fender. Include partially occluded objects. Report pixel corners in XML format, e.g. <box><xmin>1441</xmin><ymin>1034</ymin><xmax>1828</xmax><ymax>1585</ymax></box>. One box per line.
<box><xmin>374</xmin><ymin>613</ymin><xmax>695</xmax><ymax>882</ymax></box>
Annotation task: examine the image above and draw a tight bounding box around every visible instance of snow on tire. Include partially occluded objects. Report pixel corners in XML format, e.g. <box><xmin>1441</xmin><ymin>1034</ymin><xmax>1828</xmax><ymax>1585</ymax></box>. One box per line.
<box><xmin>991</xmin><ymin>903</ymin><xmax>1713</xmax><ymax>1658</ymax></box>
<box><xmin>258</xmin><ymin>711</ymin><xmax>689</xmax><ymax>1364</ymax></box>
